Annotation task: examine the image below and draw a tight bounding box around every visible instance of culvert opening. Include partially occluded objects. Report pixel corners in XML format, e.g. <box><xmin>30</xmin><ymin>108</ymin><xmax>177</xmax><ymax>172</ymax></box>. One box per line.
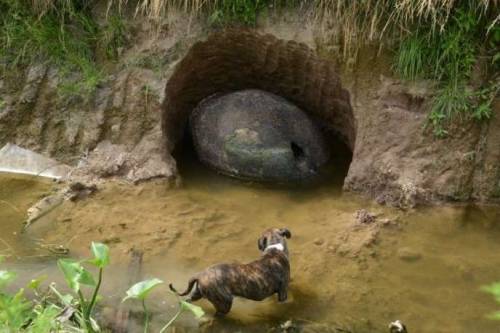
<box><xmin>291</xmin><ymin>142</ymin><xmax>305</xmax><ymax>161</ymax></box>
<box><xmin>173</xmin><ymin>115</ymin><xmax>353</xmax><ymax>189</ymax></box>
<box><xmin>162</xmin><ymin>29</ymin><xmax>356</xmax><ymax>187</ymax></box>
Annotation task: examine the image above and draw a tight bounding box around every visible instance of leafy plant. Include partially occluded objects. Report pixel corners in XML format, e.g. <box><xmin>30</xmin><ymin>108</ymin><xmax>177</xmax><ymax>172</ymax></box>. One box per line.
<box><xmin>394</xmin><ymin>2</ymin><xmax>498</xmax><ymax>136</ymax></box>
<box><xmin>57</xmin><ymin>242</ymin><xmax>110</xmax><ymax>332</ymax></box>
<box><xmin>158</xmin><ymin>296</ymin><xmax>204</xmax><ymax>333</ymax></box>
<box><xmin>0</xmin><ymin>263</ymin><xmax>60</xmax><ymax>331</ymax></box>
<box><xmin>123</xmin><ymin>278</ymin><xmax>205</xmax><ymax>333</ymax></box>
<box><xmin>0</xmin><ymin>242</ymin><xmax>109</xmax><ymax>332</ymax></box>
<box><xmin>123</xmin><ymin>278</ymin><xmax>163</xmax><ymax>333</ymax></box>
<box><xmin>0</xmin><ymin>273</ymin><xmax>32</xmax><ymax>332</ymax></box>
<box><xmin>482</xmin><ymin>282</ymin><xmax>500</xmax><ymax>320</ymax></box>
<box><xmin>1</xmin><ymin>242</ymin><xmax>204</xmax><ymax>332</ymax></box>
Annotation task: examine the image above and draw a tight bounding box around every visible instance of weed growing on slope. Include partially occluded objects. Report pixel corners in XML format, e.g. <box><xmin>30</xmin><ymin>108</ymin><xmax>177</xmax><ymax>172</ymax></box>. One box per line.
<box><xmin>0</xmin><ymin>0</ymin><xmax>128</xmax><ymax>102</ymax></box>
<box><xmin>395</xmin><ymin>3</ymin><xmax>499</xmax><ymax>136</ymax></box>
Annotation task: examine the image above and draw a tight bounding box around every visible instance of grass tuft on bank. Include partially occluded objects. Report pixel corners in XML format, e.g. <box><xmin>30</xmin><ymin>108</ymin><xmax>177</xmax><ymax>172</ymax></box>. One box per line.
<box><xmin>0</xmin><ymin>0</ymin><xmax>127</xmax><ymax>102</ymax></box>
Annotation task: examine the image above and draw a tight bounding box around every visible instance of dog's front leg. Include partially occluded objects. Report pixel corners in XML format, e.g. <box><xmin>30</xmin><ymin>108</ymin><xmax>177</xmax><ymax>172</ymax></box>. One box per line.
<box><xmin>277</xmin><ymin>286</ymin><xmax>288</xmax><ymax>302</ymax></box>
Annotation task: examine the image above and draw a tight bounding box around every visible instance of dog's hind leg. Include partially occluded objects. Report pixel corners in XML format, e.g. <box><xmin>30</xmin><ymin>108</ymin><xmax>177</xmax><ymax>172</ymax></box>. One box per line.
<box><xmin>187</xmin><ymin>287</ymin><xmax>203</xmax><ymax>302</ymax></box>
<box><xmin>214</xmin><ymin>298</ymin><xmax>232</xmax><ymax>317</ymax></box>
<box><xmin>207</xmin><ymin>293</ymin><xmax>233</xmax><ymax>317</ymax></box>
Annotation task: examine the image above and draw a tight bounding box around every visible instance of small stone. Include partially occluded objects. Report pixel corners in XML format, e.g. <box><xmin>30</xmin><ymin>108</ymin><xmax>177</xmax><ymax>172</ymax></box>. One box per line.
<box><xmin>313</xmin><ymin>238</ymin><xmax>325</xmax><ymax>246</ymax></box>
<box><xmin>355</xmin><ymin>209</ymin><xmax>377</xmax><ymax>224</ymax></box>
<box><xmin>110</xmin><ymin>124</ymin><xmax>121</xmax><ymax>140</ymax></box>
<box><xmin>103</xmin><ymin>236</ymin><xmax>121</xmax><ymax>244</ymax></box>
<box><xmin>397</xmin><ymin>247</ymin><xmax>422</xmax><ymax>262</ymax></box>
<box><xmin>380</xmin><ymin>217</ymin><xmax>399</xmax><ymax>228</ymax></box>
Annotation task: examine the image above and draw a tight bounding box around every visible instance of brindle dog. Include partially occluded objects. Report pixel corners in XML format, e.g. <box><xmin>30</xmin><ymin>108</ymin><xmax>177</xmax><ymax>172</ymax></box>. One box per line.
<box><xmin>169</xmin><ymin>228</ymin><xmax>292</xmax><ymax>316</ymax></box>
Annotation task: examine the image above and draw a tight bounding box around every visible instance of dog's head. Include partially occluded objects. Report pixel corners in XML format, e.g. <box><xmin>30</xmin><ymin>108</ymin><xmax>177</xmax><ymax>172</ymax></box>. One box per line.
<box><xmin>258</xmin><ymin>228</ymin><xmax>292</xmax><ymax>256</ymax></box>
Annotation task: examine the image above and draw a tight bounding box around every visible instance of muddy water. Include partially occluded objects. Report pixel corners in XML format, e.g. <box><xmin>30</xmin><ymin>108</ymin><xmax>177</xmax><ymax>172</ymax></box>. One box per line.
<box><xmin>1</xmin><ymin>166</ymin><xmax>500</xmax><ymax>333</ymax></box>
<box><xmin>0</xmin><ymin>173</ymin><xmax>55</xmax><ymax>257</ymax></box>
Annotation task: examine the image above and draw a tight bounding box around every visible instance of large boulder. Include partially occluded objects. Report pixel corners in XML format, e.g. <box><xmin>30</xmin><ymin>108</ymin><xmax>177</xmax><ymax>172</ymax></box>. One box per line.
<box><xmin>190</xmin><ymin>89</ymin><xmax>330</xmax><ymax>182</ymax></box>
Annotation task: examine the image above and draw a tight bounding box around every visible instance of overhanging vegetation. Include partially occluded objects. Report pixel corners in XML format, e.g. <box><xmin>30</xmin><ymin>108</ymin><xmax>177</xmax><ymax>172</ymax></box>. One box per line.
<box><xmin>0</xmin><ymin>0</ymin><xmax>498</xmax><ymax>135</ymax></box>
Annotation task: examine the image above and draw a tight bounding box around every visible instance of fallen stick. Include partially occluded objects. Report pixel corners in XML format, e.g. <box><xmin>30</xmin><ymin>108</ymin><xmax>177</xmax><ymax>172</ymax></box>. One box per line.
<box><xmin>113</xmin><ymin>249</ymin><xmax>144</xmax><ymax>333</ymax></box>
<box><xmin>0</xmin><ymin>200</ymin><xmax>22</xmax><ymax>215</ymax></box>
<box><xmin>23</xmin><ymin>193</ymin><xmax>65</xmax><ymax>231</ymax></box>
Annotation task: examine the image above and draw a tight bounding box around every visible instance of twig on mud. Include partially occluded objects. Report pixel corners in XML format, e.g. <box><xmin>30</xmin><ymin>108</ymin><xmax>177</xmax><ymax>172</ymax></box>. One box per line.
<box><xmin>0</xmin><ymin>237</ymin><xmax>15</xmax><ymax>256</ymax></box>
<box><xmin>0</xmin><ymin>199</ymin><xmax>22</xmax><ymax>215</ymax></box>
<box><xmin>64</xmin><ymin>235</ymin><xmax>78</xmax><ymax>248</ymax></box>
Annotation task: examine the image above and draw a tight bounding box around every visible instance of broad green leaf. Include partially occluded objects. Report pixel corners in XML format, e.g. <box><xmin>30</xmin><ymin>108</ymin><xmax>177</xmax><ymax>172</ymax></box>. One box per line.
<box><xmin>180</xmin><ymin>300</ymin><xmax>205</xmax><ymax>318</ymax></box>
<box><xmin>78</xmin><ymin>267</ymin><xmax>96</xmax><ymax>286</ymax></box>
<box><xmin>57</xmin><ymin>259</ymin><xmax>95</xmax><ymax>292</ymax></box>
<box><xmin>58</xmin><ymin>260</ymin><xmax>80</xmax><ymax>292</ymax></box>
<box><xmin>28</xmin><ymin>275</ymin><xmax>47</xmax><ymax>290</ymax></box>
<box><xmin>487</xmin><ymin>311</ymin><xmax>500</xmax><ymax>321</ymax></box>
<box><xmin>88</xmin><ymin>242</ymin><xmax>110</xmax><ymax>268</ymax></box>
<box><xmin>481</xmin><ymin>282</ymin><xmax>500</xmax><ymax>297</ymax></box>
<box><xmin>0</xmin><ymin>270</ymin><xmax>16</xmax><ymax>289</ymax></box>
<box><xmin>122</xmin><ymin>278</ymin><xmax>163</xmax><ymax>302</ymax></box>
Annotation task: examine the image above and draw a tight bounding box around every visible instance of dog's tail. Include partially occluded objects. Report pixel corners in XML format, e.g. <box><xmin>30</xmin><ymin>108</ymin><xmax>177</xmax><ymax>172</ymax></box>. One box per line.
<box><xmin>169</xmin><ymin>278</ymin><xmax>197</xmax><ymax>296</ymax></box>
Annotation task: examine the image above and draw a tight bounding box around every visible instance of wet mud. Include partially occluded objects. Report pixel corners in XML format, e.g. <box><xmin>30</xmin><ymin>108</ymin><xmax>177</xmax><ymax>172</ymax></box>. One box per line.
<box><xmin>1</xmin><ymin>168</ymin><xmax>500</xmax><ymax>333</ymax></box>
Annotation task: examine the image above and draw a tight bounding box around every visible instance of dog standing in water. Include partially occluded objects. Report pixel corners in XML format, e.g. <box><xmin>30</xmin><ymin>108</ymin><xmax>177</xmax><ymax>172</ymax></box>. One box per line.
<box><xmin>169</xmin><ymin>228</ymin><xmax>292</xmax><ymax>316</ymax></box>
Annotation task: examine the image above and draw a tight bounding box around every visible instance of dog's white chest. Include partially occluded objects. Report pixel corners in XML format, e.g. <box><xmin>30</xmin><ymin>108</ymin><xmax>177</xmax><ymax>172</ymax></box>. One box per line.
<box><xmin>265</xmin><ymin>243</ymin><xmax>284</xmax><ymax>252</ymax></box>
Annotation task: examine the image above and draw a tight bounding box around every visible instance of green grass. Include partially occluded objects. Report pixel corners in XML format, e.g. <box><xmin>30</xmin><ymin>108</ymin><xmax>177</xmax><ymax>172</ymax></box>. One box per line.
<box><xmin>98</xmin><ymin>14</ymin><xmax>128</xmax><ymax>60</ymax></box>
<box><xmin>209</xmin><ymin>0</ymin><xmax>267</xmax><ymax>26</ymax></box>
<box><xmin>206</xmin><ymin>0</ymin><xmax>300</xmax><ymax>26</ymax></box>
<box><xmin>395</xmin><ymin>2</ymin><xmax>499</xmax><ymax>136</ymax></box>
<box><xmin>0</xmin><ymin>0</ymin><xmax>127</xmax><ymax>102</ymax></box>
<box><xmin>396</xmin><ymin>35</ymin><xmax>426</xmax><ymax>82</ymax></box>
<box><xmin>0</xmin><ymin>0</ymin><xmax>498</xmax><ymax>135</ymax></box>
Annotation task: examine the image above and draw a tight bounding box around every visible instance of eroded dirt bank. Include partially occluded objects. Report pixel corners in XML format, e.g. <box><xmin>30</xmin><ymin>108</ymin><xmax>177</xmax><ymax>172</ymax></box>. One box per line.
<box><xmin>0</xmin><ymin>10</ymin><xmax>498</xmax><ymax>206</ymax></box>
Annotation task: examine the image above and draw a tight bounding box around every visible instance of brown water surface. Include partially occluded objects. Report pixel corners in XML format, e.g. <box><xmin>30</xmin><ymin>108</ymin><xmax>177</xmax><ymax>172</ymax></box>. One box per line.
<box><xmin>1</xmin><ymin>168</ymin><xmax>499</xmax><ymax>333</ymax></box>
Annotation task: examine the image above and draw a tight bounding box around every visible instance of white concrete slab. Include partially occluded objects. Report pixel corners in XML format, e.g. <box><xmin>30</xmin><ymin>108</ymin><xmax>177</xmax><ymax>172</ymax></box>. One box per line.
<box><xmin>0</xmin><ymin>143</ymin><xmax>71</xmax><ymax>179</ymax></box>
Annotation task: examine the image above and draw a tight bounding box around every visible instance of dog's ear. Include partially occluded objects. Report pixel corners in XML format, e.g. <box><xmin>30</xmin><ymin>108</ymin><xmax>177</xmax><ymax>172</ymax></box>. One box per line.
<box><xmin>258</xmin><ymin>237</ymin><xmax>267</xmax><ymax>251</ymax></box>
<box><xmin>280</xmin><ymin>228</ymin><xmax>291</xmax><ymax>239</ymax></box>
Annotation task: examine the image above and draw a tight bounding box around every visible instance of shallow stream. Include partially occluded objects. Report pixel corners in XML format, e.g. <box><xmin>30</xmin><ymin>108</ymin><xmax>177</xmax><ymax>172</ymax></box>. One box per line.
<box><xmin>1</xmin><ymin>160</ymin><xmax>500</xmax><ymax>332</ymax></box>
